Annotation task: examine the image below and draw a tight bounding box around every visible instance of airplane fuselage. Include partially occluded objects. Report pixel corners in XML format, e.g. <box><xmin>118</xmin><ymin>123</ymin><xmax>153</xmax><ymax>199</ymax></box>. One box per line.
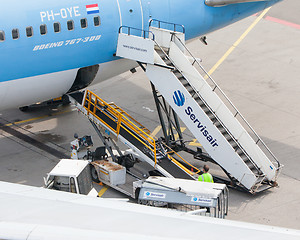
<box><xmin>0</xmin><ymin>0</ymin><xmax>281</xmax><ymax>110</ymax></box>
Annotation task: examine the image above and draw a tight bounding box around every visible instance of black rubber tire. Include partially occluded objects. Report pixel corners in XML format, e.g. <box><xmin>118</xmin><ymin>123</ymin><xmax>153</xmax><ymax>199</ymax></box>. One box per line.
<box><xmin>135</xmin><ymin>187</ymin><xmax>141</xmax><ymax>200</ymax></box>
<box><xmin>62</xmin><ymin>95</ymin><xmax>71</xmax><ymax>106</ymax></box>
<box><xmin>91</xmin><ymin>166</ymin><xmax>100</xmax><ymax>183</ymax></box>
<box><xmin>19</xmin><ymin>106</ymin><xmax>29</xmax><ymax>112</ymax></box>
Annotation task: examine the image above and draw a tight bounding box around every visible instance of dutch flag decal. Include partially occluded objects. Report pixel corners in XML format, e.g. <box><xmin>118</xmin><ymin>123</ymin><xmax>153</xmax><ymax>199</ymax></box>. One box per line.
<box><xmin>86</xmin><ymin>4</ymin><xmax>100</xmax><ymax>15</ymax></box>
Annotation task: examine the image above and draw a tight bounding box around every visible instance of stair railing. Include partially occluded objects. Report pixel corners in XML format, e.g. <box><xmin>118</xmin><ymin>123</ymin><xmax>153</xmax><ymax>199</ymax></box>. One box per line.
<box><xmin>119</xmin><ymin>26</ymin><xmax>155</xmax><ymax>40</ymax></box>
<box><xmin>149</xmin><ymin>19</ymin><xmax>185</xmax><ymax>34</ymax></box>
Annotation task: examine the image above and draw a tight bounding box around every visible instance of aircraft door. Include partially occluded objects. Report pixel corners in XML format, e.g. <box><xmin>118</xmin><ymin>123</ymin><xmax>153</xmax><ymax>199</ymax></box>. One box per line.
<box><xmin>118</xmin><ymin>0</ymin><xmax>144</xmax><ymax>35</ymax></box>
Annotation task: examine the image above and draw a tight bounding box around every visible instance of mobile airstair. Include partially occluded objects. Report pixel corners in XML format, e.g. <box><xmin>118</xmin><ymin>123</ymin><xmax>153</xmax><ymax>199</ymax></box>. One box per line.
<box><xmin>71</xmin><ymin>90</ymin><xmax>201</xmax><ymax>181</ymax></box>
<box><xmin>115</xmin><ymin>20</ymin><xmax>281</xmax><ymax>193</ymax></box>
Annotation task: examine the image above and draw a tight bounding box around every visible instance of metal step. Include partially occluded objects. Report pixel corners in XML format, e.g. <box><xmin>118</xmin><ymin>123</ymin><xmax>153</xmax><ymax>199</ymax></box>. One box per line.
<box><xmin>244</xmin><ymin>160</ymin><xmax>256</xmax><ymax>169</ymax></box>
<box><xmin>239</xmin><ymin>153</ymin><xmax>249</xmax><ymax>162</ymax></box>
<box><xmin>183</xmin><ymin>82</ymin><xmax>190</xmax><ymax>88</ymax></box>
<box><xmin>194</xmin><ymin>96</ymin><xmax>201</xmax><ymax>102</ymax></box>
<box><xmin>155</xmin><ymin>48</ymin><xmax>164</xmax><ymax>56</ymax></box>
<box><xmin>251</xmin><ymin>175</ymin><xmax>272</xmax><ymax>193</ymax></box>
<box><xmin>178</xmin><ymin>76</ymin><xmax>185</xmax><ymax>81</ymax></box>
<box><xmin>224</xmin><ymin>134</ymin><xmax>233</xmax><ymax>142</ymax></box>
<box><xmin>254</xmin><ymin>183</ymin><xmax>273</xmax><ymax>193</ymax></box>
<box><xmin>255</xmin><ymin>175</ymin><xmax>265</xmax><ymax>183</ymax></box>
<box><xmin>172</xmin><ymin>70</ymin><xmax>182</xmax><ymax>78</ymax></box>
<box><xmin>155</xmin><ymin>46</ymin><xmax>169</xmax><ymax>55</ymax></box>
<box><xmin>245</xmin><ymin>160</ymin><xmax>253</xmax><ymax>168</ymax></box>
<box><xmin>206</xmin><ymin>111</ymin><xmax>214</xmax><ymax>119</ymax></box>
<box><xmin>185</xmin><ymin>85</ymin><xmax>193</xmax><ymax>93</ymax></box>
<box><xmin>232</xmin><ymin>143</ymin><xmax>239</xmax><ymax>150</ymax></box>
<box><xmin>210</xmin><ymin>116</ymin><xmax>217</xmax><ymax>123</ymax></box>
<box><xmin>164</xmin><ymin>59</ymin><xmax>172</xmax><ymax>66</ymax></box>
<box><xmin>201</xmin><ymin>106</ymin><xmax>210</xmax><ymax>113</ymax></box>
<box><xmin>180</xmin><ymin>78</ymin><xmax>189</xmax><ymax>85</ymax></box>
<box><xmin>219</xmin><ymin>127</ymin><xmax>227</xmax><ymax>135</ymax></box>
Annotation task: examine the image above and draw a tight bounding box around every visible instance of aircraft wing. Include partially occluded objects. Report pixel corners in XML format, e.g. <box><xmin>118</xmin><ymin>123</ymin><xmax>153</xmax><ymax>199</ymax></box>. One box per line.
<box><xmin>0</xmin><ymin>181</ymin><xmax>299</xmax><ymax>239</ymax></box>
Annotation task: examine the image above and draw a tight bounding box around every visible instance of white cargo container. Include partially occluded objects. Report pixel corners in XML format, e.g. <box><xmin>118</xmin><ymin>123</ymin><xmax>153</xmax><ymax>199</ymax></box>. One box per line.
<box><xmin>91</xmin><ymin>160</ymin><xmax>126</xmax><ymax>185</ymax></box>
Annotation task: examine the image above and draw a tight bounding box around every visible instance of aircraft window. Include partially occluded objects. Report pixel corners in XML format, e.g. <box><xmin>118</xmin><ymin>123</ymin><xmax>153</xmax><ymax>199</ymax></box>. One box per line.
<box><xmin>40</xmin><ymin>24</ymin><xmax>47</xmax><ymax>35</ymax></box>
<box><xmin>67</xmin><ymin>20</ymin><xmax>74</xmax><ymax>31</ymax></box>
<box><xmin>0</xmin><ymin>31</ymin><xmax>5</xmax><ymax>42</ymax></box>
<box><xmin>12</xmin><ymin>28</ymin><xmax>19</xmax><ymax>40</ymax></box>
<box><xmin>94</xmin><ymin>16</ymin><xmax>101</xmax><ymax>27</ymax></box>
<box><xmin>54</xmin><ymin>22</ymin><xmax>61</xmax><ymax>33</ymax></box>
<box><xmin>80</xmin><ymin>18</ymin><xmax>88</xmax><ymax>29</ymax></box>
<box><xmin>26</xmin><ymin>27</ymin><xmax>33</xmax><ymax>37</ymax></box>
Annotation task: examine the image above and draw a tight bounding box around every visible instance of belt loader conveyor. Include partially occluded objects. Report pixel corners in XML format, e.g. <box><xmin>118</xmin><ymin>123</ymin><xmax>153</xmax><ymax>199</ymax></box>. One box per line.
<box><xmin>69</xmin><ymin>90</ymin><xmax>202</xmax><ymax>182</ymax></box>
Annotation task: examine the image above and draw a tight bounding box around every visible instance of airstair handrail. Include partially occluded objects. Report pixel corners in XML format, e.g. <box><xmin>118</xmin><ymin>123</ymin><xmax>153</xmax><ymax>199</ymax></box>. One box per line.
<box><xmin>171</xmin><ymin>34</ymin><xmax>280</xmax><ymax>169</ymax></box>
<box><xmin>119</xmin><ymin>26</ymin><xmax>155</xmax><ymax>40</ymax></box>
<box><xmin>149</xmin><ymin>19</ymin><xmax>185</xmax><ymax>33</ymax></box>
<box><xmin>83</xmin><ymin>90</ymin><xmax>158</xmax><ymax>165</ymax></box>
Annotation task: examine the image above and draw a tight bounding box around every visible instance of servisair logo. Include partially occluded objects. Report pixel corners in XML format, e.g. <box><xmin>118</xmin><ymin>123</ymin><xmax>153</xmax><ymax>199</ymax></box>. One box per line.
<box><xmin>172</xmin><ymin>89</ymin><xmax>219</xmax><ymax>149</ymax></box>
<box><xmin>144</xmin><ymin>191</ymin><xmax>166</xmax><ymax>199</ymax></box>
<box><xmin>173</xmin><ymin>90</ymin><xmax>185</xmax><ymax>107</ymax></box>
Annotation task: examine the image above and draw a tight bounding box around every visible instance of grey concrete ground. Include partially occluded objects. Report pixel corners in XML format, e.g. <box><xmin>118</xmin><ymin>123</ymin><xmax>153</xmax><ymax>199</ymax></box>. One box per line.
<box><xmin>0</xmin><ymin>0</ymin><xmax>299</xmax><ymax>230</ymax></box>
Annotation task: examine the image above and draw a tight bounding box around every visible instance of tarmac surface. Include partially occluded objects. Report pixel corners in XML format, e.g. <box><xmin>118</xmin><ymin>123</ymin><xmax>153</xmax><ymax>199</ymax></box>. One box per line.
<box><xmin>0</xmin><ymin>0</ymin><xmax>299</xmax><ymax>230</ymax></box>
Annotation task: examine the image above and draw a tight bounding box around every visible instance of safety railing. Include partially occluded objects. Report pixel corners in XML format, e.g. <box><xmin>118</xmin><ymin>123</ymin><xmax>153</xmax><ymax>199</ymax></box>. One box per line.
<box><xmin>163</xmin><ymin>144</ymin><xmax>202</xmax><ymax>176</ymax></box>
<box><xmin>83</xmin><ymin>90</ymin><xmax>157</xmax><ymax>165</ymax></box>
<box><xmin>119</xmin><ymin>26</ymin><xmax>155</xmax><ymax>40</ymax></box>
<box><xmin>170</xmin><ymin>33</ymin><xmax>281</xmax><ymax>172</ymax></box>
<box><xmin>149</xmin><ymin>19</ymin><xmax>185</xmax><ymax>33</ymax></box>
<box><xmin>108</xmin><ymin>103</ymin><xmax>151</xmax><ymax>135</ymax></box>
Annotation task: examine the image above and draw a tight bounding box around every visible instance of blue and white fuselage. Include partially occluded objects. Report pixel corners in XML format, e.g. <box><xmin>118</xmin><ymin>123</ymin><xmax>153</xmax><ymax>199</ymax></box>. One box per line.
<box><xmin>0</xmin><ymin>0</ymin><xmax>281</xmax><ymax>110</ymax></box>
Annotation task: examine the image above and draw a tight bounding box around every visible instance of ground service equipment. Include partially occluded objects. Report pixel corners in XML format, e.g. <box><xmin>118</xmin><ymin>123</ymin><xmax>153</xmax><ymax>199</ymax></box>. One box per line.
<box><xmin>135</xmin><ymin>176</ymin><xmax>228</xmax><ymax>218</ymax></box>
<box><xmin>44</xmin><ymin>159</ymin><xmax>228</xmax><ymax>218</ymax></box>
<box><xmin>69</xmin><ymin>21</ymin><xmax>281</xmax><ymax>194</ymax></box>
<box><xmin>44</xmin><ymin>159</ymin><xmax>96</xmax><ymax>196</ymax></box>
